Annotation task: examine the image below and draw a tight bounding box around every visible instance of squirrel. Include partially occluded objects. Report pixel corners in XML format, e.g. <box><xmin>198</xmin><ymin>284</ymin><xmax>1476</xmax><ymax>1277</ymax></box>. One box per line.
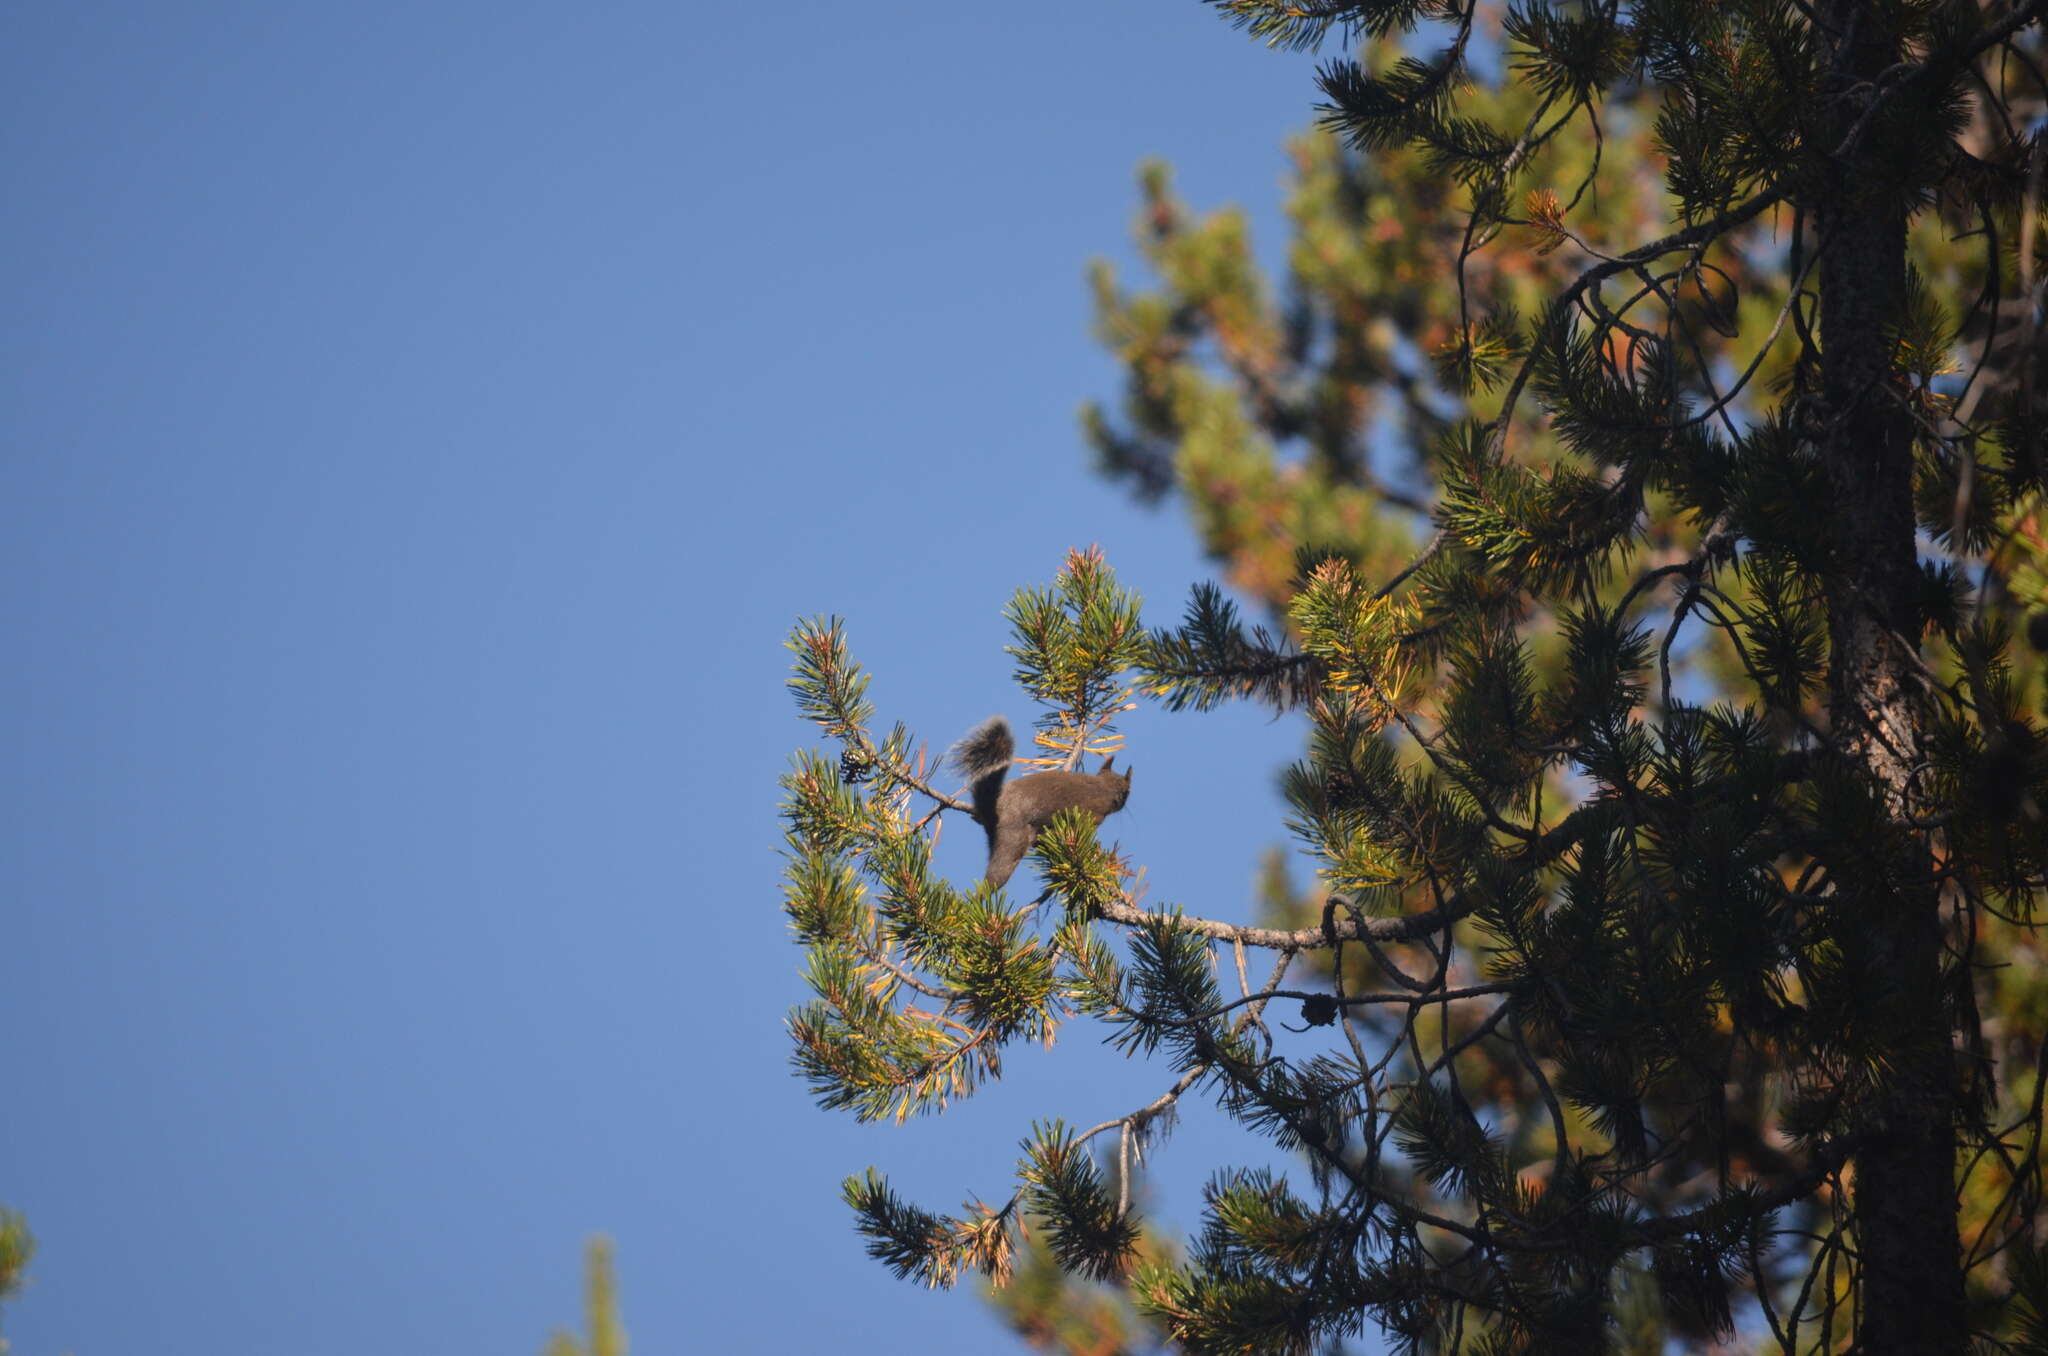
<box><xmin>948</xmin><ymin>716</ymin><xmax>1132</xmax><ymax>888</ymax></box>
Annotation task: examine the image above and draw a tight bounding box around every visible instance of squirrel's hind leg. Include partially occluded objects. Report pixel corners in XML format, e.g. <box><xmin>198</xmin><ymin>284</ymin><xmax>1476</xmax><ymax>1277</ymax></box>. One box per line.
<box><xmin>984</xmin><ymin>832</ymin><xmax>1030</xmax><ymax>889</ymax></box>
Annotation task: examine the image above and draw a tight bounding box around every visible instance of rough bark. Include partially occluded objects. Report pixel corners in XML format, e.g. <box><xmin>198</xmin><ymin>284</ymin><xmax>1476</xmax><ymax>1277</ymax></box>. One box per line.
<box><xmin>1814</xmin><ymin>4</ymin><xmax>1964</xmax><ymax>1351</ymax></box>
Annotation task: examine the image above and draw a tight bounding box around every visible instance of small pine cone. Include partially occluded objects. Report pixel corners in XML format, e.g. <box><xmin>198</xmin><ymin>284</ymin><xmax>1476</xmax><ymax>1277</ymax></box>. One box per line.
<box><xmin>839</xmin><ymin>749</ymin><xmax>873</xmax><ymax>785</ymax></box>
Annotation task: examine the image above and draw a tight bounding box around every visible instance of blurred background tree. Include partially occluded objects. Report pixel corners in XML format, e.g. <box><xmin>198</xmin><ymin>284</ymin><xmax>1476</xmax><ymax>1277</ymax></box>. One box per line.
<box><xmin>541</xmin><ymin>1237</ymin><xmax>625</xmax><ymax>1356</ymax></box>
<box><xmin>0</xmin><ymin>1211</ymin><xmax>31</xmax><ymax>1355</ymax></box>
<box><xmin>985</xmin><ymin>1227</ymin><xmax>1178</xmax><ymax>1355</ymax></box>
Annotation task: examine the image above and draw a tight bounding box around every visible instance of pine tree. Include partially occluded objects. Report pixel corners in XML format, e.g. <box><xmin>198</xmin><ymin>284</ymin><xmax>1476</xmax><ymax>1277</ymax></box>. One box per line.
<box><xmin>540</xmin><ymin>1237</ymin><xmax>626</xmax><ymax>1356</ymax></box>
<box><xmin>0</xmin><ymin>1210</ymin><xmax>31</xmax><ymax>1355</ymax></box>
<box><xmin>781</xmin><ymin>4</ymin><xmax>2048</xmax><ymax>1351</ymax></box>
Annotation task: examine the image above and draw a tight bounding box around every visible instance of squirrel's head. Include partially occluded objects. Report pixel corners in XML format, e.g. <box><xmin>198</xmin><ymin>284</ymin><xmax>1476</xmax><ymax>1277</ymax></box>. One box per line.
<box><xmin>1097</xmin><ymin>757</ymin><xmax>1133</xmax><ymax>809</ymax></box>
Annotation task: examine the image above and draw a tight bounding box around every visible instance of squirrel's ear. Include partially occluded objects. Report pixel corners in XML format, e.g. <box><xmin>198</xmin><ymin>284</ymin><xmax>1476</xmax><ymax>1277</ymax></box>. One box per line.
<box><xmin>1099</xmin><ymin>756</ymin><xmax>1116</xmax><ymax>773</ymax></box>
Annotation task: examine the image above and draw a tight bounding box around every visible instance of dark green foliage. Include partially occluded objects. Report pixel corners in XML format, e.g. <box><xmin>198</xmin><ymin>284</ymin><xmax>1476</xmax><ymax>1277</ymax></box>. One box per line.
<box><xmin>1503</xmin><ymin>3</ymin><xmax>1631</xmax><ymax>104</ymax></box>
<box><xmin>1438</xmin><ymin>443</ymin><xmax>1643</xmax><ymax>601</ymax></box>
<box><xmin>1438</xmin><ymin>628</ymin><xmax>1540</xmax><ymax>802</ymax></box>
<box><xmin>1393</xmin><ymin>1078</ymin><xmax>1509</xmax><ymax>1203</ymax></box>
<box><xmin>1022</xmin><ymin>1123</ymin><xmax>1143</xmax><ymax>1283</ymax></box>
<box><xmin>1100</xmin><ymin>912</ymin><xmax>1227</xmax><ymax>1068</ymax></box>
<box><xmin>1739</xmin><ymin>551</ymin><xmax>1828</xmax><ymax>708</ymax></box>
<box><xmin>844</xmin><ymin>1168</ymin><xmax>958</xmax><ymax>1284</ymax></box>
<box><xmin>1317</xmin><ymin>50</ymin><xmax>1467</xmax><ymax>155</ymax></box>
<box><xmin>2007</xmin><ymin>1241</ymin><xmax>2048</xmax><ymax>1355</ymax></box>
<box><xmin>1142</xmin><ymin>581</ymin><xmax>1323</xmax><ymax>713</ymax></box>
<box><xmin>1542</xmin><ymin>606</ymin><xmax>1651</xmax><ymax>739</ymax></box>
<box><xmin>1431</xmin><ymin>306</ymin><xmax>1524</xmax><ymax>396</ymax></box>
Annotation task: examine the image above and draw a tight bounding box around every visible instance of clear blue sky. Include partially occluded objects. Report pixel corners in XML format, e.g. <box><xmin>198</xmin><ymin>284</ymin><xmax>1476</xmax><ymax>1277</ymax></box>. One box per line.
<box><xmin>2</xmin><ymin>4</ymin><xmax>1374</xmax><ymax>1351</ymax></box>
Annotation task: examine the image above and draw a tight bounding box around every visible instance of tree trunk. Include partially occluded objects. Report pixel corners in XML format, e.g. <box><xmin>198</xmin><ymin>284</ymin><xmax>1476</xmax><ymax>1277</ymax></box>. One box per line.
<box><xmin>1815</xmin><ymin>4</ymin><xmax>1963</xmax><ymax>1351</ymax></box>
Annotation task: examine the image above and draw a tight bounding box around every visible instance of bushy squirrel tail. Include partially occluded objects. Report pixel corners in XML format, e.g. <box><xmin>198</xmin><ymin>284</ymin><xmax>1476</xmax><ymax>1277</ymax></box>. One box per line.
<box><xmin>948</xmin><ymin>716</ymin><xmax>1013</xmax><ymax>827</ymax></box>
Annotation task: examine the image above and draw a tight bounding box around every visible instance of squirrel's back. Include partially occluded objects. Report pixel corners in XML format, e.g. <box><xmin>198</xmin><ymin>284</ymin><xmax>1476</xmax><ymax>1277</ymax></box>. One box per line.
<box><xmin>999</xmin><ymin>766</ymin><xmax>1131</xmax><ymax>825</ymax></box>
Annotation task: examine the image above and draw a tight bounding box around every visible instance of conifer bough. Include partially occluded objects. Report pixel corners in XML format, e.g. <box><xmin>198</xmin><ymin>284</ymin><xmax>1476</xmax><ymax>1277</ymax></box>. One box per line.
<box><xmin>783</xmin><ymin>4</ymin><xmax>2048</xmax><ymax>1352</ymax></box>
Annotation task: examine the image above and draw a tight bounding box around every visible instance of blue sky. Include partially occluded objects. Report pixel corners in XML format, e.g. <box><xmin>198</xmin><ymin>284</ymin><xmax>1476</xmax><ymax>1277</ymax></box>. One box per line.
<box><xmin>1</xmin><ymin>4</ymin><xmax>1378</xmax><ymax>1351</ymax></box>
